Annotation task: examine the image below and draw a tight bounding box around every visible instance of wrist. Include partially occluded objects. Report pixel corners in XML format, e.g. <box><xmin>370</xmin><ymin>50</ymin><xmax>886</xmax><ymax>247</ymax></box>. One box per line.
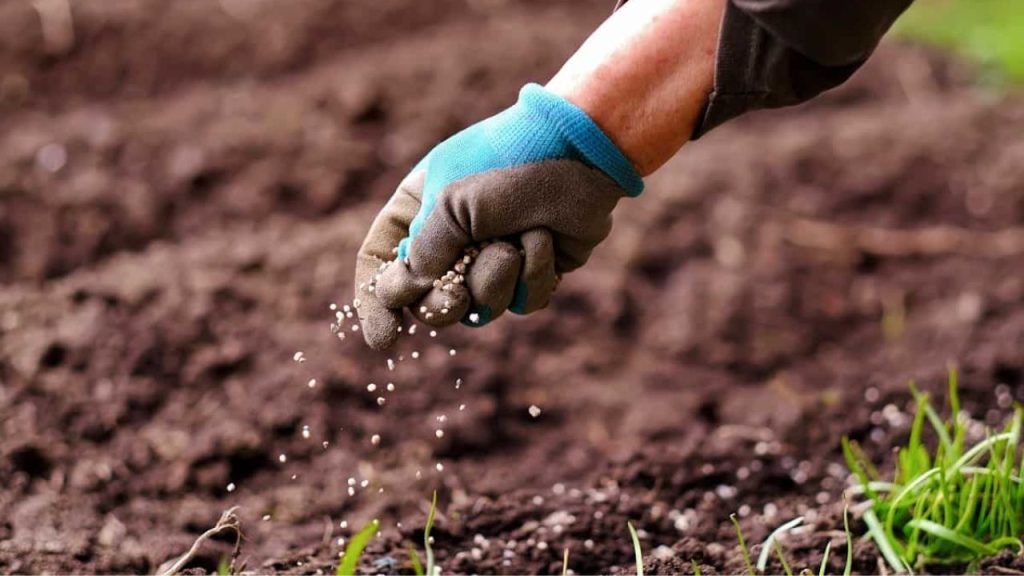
<box><xmin>545</xmin><ymin>0</ymin><xmax>724</xmax><ymax>176</ymax></box>
<box><xmin>518</xmin><ymin>84</ymin><xmax>644</xmax><ymax>197</ymax></box>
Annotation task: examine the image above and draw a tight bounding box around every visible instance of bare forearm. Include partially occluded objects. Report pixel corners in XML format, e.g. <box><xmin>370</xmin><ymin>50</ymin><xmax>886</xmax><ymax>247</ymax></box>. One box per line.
<box><xmin>546</xmin><ymin>0</ymin><xmax>725</xmax><ymax>176</ymax></box>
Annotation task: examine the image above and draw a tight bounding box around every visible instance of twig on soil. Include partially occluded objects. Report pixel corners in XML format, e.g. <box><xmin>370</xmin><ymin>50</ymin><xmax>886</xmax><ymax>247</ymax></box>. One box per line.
<box><xmin>784</xmin><ymin>217</ymin><xmax>1024</xmax><ymax>259</ymax></box>
<box><xmin>156</xmin><ymin>506</ymin><xmax>242</xmax><ymax>576</ymax></box>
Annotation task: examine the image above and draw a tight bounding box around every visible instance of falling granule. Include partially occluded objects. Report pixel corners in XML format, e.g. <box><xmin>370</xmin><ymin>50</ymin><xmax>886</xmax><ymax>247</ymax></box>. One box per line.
<box><xmin>226</xmin><ymin>482</ymin><xmax>236</xmax><ymax>492</ymax></box>
<box><xmin>291</xmin><ymin>474</ymin><xmax>298</xmax><ymax>480</ymax></box>
<box><xmin>360</xmin><ymin>479</ymin><xmax>369</xmax><ymax>488</ymax></box>
<box><xmin>322</xmin><ymin>441</ymin><xmax>330</xmax><ymax>449</ymax></box>
<box><xmin>459</xmin><ymin>404</ymin><xmax>466</xmax><ymax>411</ymax></box>
<box><xmin>436</xmin><ymin>414</ymin><xmax>447</xmax><ymax>423</ymax></box>
<box><xmin>307</xmin><ymin>378</ymin><xmax>317</xmax><ymax>389</ymax></box>
<box><xmin>409</xmin><ymin>325</ymin><xmax>418</xmax><ymax>335</ymax></box>
<box><xmin>430</xmin><ymin>330</ymin><xmax>437</xmax><ymax>338</ymax></box>
<box><xmin>386</xmin><ymin>382</ymin><xmax>395</xmax><ymax>392</ymax></box>
<box><xmin>262</xmin><ymin>514</ymin><xmax>271</xmax><ymax>521</ymax></box>
<box><xmin>370</xmin><ymin>434</ymin><xmax>381</xmax><ymax>445</ymax></box>
<box><xmin>348</xmin><ymin>487</ymin><xmax>356</xmax><ymax>496</ymax></box>
<box><xmin>347</xmin><ymin>477</ymin><xmax>356</xmax><ymax>486</ymax></box>
<box><xmin>468</xmin><ymin>313</ymin><xmax>480</xmax><ymax>324</ymax></box>
<box><xmin>278</xmin><ymin>453</ymin><xmax>288</xmax><ymax>463</ymax></box>
<box><xmin>330</xmin><ymin>303</ymin><xmax>338</xmax><ymax>311</ymax></box>
<box><xmin>435</xmin><ymin>429</ymin><xmax>444</xmax><ymax>438</ymax></box>
<box><xmin>455</xmin><ymin>378</ymin><xmax>462</xmax><ymax>389</ymax></box>
<box><xmin>367</xmin><ymin>383</ymin><xmax>377</xmax><ymax>392</ymax></box>
<box><xmin>337</xmin><ymin>537</ymin><xmax>346</xmax><ymax>547</ymax></box>
<box><xmin>448</xmin><ymin>349</ymin><xmax>456</xmax><ymax>357</ymax></box>
<box><xmin>377</xmin><ymin>397</ymin><xmax>386</xmax><ymax>406</ymax></box>
<box><xmin>436</xmin><ymin>462</ymin><xmax>444</xmax><ymax>472</ymax></box>
<box><xmin>301</xmin><ymin>426</ymin><xmax>311</xmax><ymax>439</ymax></box>
<box><xmin>339</xmin><ymin>520</ymin><xmax>349</xmax><ymax>529</ymax></box>
<box><xmin>351</xmin><ymin>324</ymin><xmax>360</xmax><ymax>332</ymax></box>
<box><xmin>528</xmin><ymin>405</ymin><xmax>542</xmax><ymax>418</ymax></box>
<box><xmin>415</xmin><ymin>470</ymin><xmax>423</xmax><ymax>479</ymax></box>
<box><xmin>411</xmin><ymin>351</ymin><xmax>420</xmax><ymax>359</ymax></box>
<box><xmin>293</xmin><ymin>351</ymin><xmax>305</xmax><ymax>363</ymax></box>
<box><xmin>387</xmin><ymin>359</ymin><xmax>395</xmax><ymax>371</ymax></box>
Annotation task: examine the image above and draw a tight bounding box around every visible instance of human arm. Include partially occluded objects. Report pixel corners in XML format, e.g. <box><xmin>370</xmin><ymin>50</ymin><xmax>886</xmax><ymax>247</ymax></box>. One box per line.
<box><xmin>353</xmin><ymin>0</ymin><xmax>913</xmax><ymax>350</ymax></box>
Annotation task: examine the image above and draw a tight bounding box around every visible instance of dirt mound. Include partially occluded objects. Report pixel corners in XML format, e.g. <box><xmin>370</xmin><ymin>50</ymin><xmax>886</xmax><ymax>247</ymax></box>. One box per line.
<box><xmin>2</xmin><ymin>1</ymin><xmax>1023</xmax><ymax>573</ymax></box>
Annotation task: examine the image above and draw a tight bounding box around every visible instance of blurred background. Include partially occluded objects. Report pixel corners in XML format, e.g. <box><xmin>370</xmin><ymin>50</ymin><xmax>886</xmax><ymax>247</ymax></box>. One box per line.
<box><xmin>1</xmin><ymin>0</ymin><xmax>1023</xmax><ymax>574</ymax></box>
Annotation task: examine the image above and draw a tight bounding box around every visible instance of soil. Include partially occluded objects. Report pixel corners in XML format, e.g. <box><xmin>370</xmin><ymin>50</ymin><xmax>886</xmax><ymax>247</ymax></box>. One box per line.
<box><xmin>2</xmin><ymin>0</ymin><xmax>1024</xmax><ymax>574</ymax></box>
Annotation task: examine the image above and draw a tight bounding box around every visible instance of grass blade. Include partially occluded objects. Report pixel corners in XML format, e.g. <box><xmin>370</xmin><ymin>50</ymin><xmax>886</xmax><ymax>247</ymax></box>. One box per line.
<box><xmin>817</xmin><ymin>541</ymin><xmax>832</xmax><ymax>576</ymax></box>
<box><xmin>863</xmin><ymin>509</ymin><xmax>908</xmax><ymax>574</ymax></box>
<box><xmin>628</xmin><ymin>521</ymin><xmax>644</xmax><ymax>576</ymax></box>
<box><xmin>424</xmin><ymin>491</ymin><xmax>438</xmax><ymax>576</ymax></box>
<box><xmin>756</xmin><ymin>517</ymin><xmax>803</xmax><ymax>572</ymax></box>
<box><xmin>730</xmin><ymin>514</ymin><xmax>756</xmax><ymax>576</ymax></box>
<box><xmin>690</xmin><ymin>559</ymin><xmax>702</xmax><ymax>576</ymax></box>
<box><xmin>562</xmin><ymin>547</ymin><xmax>569</xmax><ymax>576</ymax></box>
<box><xmin>337</xmin><ymin>519</ymin><xmax>380</xmax><ymax>576</ymax></box>
<box><xmin>408</xmin><ymin>545</ymin><xmax>424</xmax><ymax>576</ymax></box>
<box><xmin>843</xmin><ymin>506</ymin><xmax>853</xmax><ymax>576</ymax></box>
<box><xmin>905</xmin><ymin>519</ymin><xmax>997</xmax><ymax>556</ymax></box>
<box><xmin>773</xmin><ymin>540</ymin><xmax>794</xmax><ymax>576</ymax></box>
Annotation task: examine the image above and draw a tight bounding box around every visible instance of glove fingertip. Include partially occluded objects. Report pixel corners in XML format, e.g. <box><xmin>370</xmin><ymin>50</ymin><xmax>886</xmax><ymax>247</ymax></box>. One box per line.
<box><xmin>360</xmin><ymin>309</ymin><xmax>402</xmax><ymax>351</ymax></box>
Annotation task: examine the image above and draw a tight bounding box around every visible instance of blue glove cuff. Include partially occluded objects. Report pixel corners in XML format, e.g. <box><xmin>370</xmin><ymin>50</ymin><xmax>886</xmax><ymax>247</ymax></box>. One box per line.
<box><xmin>519</xmin><ymin>84</ymin><xmax>645</xmax><ymax>197</ymax></box>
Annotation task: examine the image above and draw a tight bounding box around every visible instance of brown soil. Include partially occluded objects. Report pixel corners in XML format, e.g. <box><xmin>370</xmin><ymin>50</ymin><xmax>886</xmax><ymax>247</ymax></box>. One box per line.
<box><xmin>2</xmin><ymin>1</ymin><xmax>1023</xmax><ymax>574</ymax></box>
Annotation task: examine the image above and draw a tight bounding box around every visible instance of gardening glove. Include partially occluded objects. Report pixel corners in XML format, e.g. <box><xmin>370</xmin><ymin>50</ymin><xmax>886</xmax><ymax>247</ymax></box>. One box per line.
<box><xmin>354</xmin><ymin>83</ymin><xmax>644</xmax><ymax>351</ymax></box>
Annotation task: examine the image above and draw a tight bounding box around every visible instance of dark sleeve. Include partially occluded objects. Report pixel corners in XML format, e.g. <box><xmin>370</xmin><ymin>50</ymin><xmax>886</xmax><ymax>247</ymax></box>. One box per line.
<box><xmin>615</xmin><ymin>0</ymin><xmax>914</xmax><ymax>137</ymax></box>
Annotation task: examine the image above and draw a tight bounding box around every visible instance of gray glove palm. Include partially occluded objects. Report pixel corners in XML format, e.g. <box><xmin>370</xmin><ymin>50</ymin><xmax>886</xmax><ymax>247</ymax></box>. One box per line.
<box><xmin>354</xmin><ymin>84</ymin><xmax>643</xmax><ymax>350</ymax></box>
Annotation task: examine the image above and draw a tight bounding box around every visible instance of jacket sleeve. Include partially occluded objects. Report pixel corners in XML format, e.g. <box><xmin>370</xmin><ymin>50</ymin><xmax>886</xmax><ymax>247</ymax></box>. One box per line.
<box><xmin>615</xmin><ymin>0</ymin><xmax>913</xmax><ymax>137</ymax></box>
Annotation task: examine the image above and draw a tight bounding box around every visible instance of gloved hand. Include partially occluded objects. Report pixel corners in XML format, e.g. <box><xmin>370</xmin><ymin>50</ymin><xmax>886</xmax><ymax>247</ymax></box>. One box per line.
<box><xmin>354</xmin><ymin>84</ymin><xmax>644</xmax><ymax>350</ymax></box>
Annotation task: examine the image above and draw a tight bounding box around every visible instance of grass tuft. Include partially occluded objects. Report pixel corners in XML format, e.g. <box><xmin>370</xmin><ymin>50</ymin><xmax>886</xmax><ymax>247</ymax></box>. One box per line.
<box><xmin>844</xmin><ymin>368</ymin><xmax>1024</xmax><ymax>571</ymax></box>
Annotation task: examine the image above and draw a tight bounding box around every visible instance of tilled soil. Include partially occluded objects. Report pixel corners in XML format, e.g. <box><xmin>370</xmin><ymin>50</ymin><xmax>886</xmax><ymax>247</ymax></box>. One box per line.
<box><xmin>2</xmin><ymin>1</ymin><xmax>1024</xmax><ymax>574</ymax></box>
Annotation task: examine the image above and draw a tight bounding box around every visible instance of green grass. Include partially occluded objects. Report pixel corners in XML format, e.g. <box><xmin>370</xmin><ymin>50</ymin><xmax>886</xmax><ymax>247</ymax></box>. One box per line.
<box><xmin>844</xmin><ymin>369</ymin><xmax>1024</xmax><ymax>571</ymax></box>
<box><xmin>336</xmin><ymin>519</ymin><xmax>380</xmax><ymax>576</ymax></box>
<box><xmin>627</xmin><ymin>521</ymin><xmax>644</xmax><ymax>576</ymax></box>
<box><xmin>408</xmin><ymin>491</ymin><xmax>439</xmax><ymax>576</ymax></box>
<box><xmin>894</xmin><ymin>0</ymin><xmax>1024</xmax><ymax>82</ymax></box>
<box><xmin>732</xmin><ymin>509</ymin><xmax>853</xmax><ymax>575</ymax></box>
